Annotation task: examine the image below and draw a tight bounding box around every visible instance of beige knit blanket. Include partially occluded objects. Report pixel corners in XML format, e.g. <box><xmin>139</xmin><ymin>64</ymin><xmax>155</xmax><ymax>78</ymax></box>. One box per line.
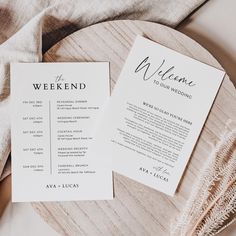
<box><xmin>0</xmin><ymin>0</ymin><xmax>206</xmax><ymax>181</ymax></box>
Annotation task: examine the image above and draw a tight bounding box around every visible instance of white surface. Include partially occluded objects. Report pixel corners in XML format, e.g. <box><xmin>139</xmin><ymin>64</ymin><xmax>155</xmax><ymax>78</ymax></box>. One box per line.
<box><xmin>0</xmin><ymin>203</ymin><xmax>59</xmax><ymax>236</ymax></box>
<box><xmin>178</xmin><ymin>0</ymin><xmax>236</xmax><ymax>87</ymax></box>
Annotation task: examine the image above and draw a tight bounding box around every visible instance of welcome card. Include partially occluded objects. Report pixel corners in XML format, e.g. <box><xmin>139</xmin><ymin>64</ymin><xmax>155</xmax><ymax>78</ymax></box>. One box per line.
<box><xmin>89</xmin><ymin>36</ymin><xmax>225</xmax><ymax>196</ymax></box>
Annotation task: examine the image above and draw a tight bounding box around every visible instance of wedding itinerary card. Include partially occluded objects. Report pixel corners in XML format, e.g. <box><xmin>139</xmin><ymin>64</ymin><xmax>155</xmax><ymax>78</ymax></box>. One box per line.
<box><xmin>89</xmin><ymin>36</ymin><xmax>225</xmax><ymax>196</ymax></box>
<box><xmin>11</xmin><ymin>63</ymin><xmax>113</xmax><ymax>202</ymax></box>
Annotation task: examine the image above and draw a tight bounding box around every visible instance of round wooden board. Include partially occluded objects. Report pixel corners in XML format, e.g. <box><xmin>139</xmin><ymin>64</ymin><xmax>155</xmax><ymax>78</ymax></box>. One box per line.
<box><xmin>32</xmin><ymin>20</ymin><xmax>236</xmax><ymax>236</ymax></box>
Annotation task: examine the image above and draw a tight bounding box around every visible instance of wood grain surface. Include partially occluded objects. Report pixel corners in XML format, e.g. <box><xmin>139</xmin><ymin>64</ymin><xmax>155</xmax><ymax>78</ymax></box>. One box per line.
<box><xmin>31</xmin><ymin>20</ymin><xmax>236</xmax><ymax>236</ymax></box>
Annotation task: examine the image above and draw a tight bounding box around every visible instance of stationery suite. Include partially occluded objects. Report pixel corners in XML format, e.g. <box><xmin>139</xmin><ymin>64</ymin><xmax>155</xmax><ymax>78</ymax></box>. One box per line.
<box><xmin>11</xmin><ymin>36</ymin><xmax>225</xmax><ymax>201</ymax></box>
<box><xmin>89</xmin><ymin>36</ymin><xmax>225</xmax><ymax>196</ymax></box>
<box><xmin>11</xmin><ymin>63</ymin><xmax>113</xmax><ymax>202</ymax></box>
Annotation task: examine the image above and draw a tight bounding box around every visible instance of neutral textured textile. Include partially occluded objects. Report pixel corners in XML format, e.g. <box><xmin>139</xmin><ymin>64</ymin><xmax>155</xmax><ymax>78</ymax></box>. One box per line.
<box><xmin>0</xmin><ymin>0</ymin><xmax>206</xmax><ymax>180</ymax></box>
